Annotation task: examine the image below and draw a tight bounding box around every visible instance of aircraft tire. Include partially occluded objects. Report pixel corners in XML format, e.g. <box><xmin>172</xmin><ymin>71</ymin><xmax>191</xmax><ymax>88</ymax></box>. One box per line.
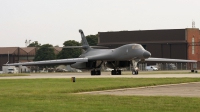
<box><xmin>91</xmin><ymin>70</ymin><xmax>95</xmax><ymax>75</ymax></box>
<box><xmin>111</xmin><ymin>70</ymin><xmax>116</xmax><ymax>75</ymax></box>
<box><xmin>97</xmin><ymin>70</ymin><xmax>101</xmax><ymax>75</ymax></box>
<box><xmin>117</xmin><ymin>70</ymin><xmax>121</xmax><ymax>75</ymax></box>
<box><xmin>132</xmin><ymin>70</ymin><xmax>136</xmax><ymax>75</ymax></box>
<box><xmin>132</xmin><ymin>70</ymin><xmax>138</xmax><ymax>75</ymax></box>
<box><xmin>91</xmin><ymin>70</ymin><xmax>101</xmax><ymax>75</ymax></box>
<box><xmin>132</xmin><ymin>70</ymin><xmax>134</xmax><ymax>75</ymax></box>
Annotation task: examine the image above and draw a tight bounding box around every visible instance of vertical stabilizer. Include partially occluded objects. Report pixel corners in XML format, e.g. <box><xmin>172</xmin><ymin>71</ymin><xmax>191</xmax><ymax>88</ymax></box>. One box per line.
<box><xmin>79</xmin><ymin>29</ymin><xmax>91</xmax><ymax>50</ymax></box>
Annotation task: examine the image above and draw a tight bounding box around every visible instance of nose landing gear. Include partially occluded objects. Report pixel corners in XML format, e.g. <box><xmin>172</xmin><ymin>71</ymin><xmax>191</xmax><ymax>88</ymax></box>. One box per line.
<box><xmin>131</xmin><ymin>60</ymin><xmax>139</xmax><ymax>75</ymax></box>
<box><xmin>132</xmin><ymin>69</ymin><xmax>138</xmax><ymax>75</ymax></box>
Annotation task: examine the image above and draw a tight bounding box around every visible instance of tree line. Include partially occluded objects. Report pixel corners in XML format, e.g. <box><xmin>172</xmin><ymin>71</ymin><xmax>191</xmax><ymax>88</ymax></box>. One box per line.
<box><xmin>28</xmin><ymin>35</ymin><xmax>98</xmax><ymax>61</ymax></box>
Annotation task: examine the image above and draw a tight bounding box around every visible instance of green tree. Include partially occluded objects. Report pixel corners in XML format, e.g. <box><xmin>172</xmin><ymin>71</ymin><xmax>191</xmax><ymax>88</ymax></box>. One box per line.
<box><xmin>86</xmin><ymin>34</ymin><xmax>98</xmax><ymax>46</ymax></box>
<box><xmin>57</xmin><ymin>40</ymin><xmax>81</xmax><ymax>59</ymax></box>
<box><xmin>28</xmin><ymin>41</ymin><xmax>41</xmax><ymax>47</ymax></box>
<box><xmin>34</xmin><ymin>44</ymin><xmax>56</xmax><ymax>61</ymax></box>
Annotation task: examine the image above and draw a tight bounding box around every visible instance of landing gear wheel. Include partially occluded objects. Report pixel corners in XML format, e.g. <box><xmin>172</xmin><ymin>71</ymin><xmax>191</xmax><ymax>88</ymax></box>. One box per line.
<box><xmin>91</xmin><ymin>70</ymin><xmax>101</xmax><ymax>75</ymax></box>
<box><xmin>132</xmin><ymin>70</ymin><xmax>135</xmax><ymax>75</ymax></box>
<box><xmin>96</xmin><ymin>70</ymin><xmax>101</xmax><ymax>75</ymax></box>
<box><xmin>111</xmin><ymin>70</ymin><xmax>121</xmax><ymax>75</ymax></box>
<box><xmin>117</xmin><ymin>70</ymin><xmax>121</xmax><ymax>75</ymax></box>
<box><xmin>91</xmin><ymin>70</ymin><xmax>95</xmax><ymax>75</ymax></box>
<box><xmin>135</xmin><ymin>70</ymin><xmax>138</xmax><ymax>74</ymax></box>
<box><xmin>111</xmin><ymin>70</ymin><xmax>116</xmax><ymax>75</ymax></box>
<box><xmin>132</xmin><ymin>70</ymin><xmax>138</xmax><ymax>75</ymax></box>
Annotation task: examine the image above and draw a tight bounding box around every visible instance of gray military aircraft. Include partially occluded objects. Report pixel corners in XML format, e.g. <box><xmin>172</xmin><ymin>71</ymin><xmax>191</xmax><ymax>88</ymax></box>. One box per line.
<box><xmin>5</xmin><ymin>29</ymin><xmax>197</xmax><ymax>75</ymax></box>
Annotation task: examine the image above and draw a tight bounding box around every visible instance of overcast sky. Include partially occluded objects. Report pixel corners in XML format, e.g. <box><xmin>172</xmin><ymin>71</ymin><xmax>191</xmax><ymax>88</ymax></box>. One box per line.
<box><xmin>0</xmin><ymin>0</ymin><xmax>200</xmax><ymax>47</ymax></box>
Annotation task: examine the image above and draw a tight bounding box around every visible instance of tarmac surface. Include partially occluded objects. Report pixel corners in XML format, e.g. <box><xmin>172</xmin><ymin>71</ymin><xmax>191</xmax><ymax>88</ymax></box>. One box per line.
<box><xmin>0</xmin><ymin>71</ymin><xmax>200</xmax><ymax>79</ymax></box>
<box><xmin>79</xmin><ymin>82</ymin><xmax>200</xmax><ymax>97</ymax></box>
<box><xmin>1</xmin><ymin>71</ymin><xmax>200</xmax><ymax>97</ymax></box>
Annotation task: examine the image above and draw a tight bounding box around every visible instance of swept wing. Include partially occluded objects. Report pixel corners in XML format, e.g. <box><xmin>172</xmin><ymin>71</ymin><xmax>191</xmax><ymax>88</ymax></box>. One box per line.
<box><xmin>146</xmin><ymin>57</ymin><xmax>197</xmax><ymax>62</ymax></box>
<box><xmin>4</xmin><ymin>58</ymin><xmax>88</xmax><ymax>66</ymax></box>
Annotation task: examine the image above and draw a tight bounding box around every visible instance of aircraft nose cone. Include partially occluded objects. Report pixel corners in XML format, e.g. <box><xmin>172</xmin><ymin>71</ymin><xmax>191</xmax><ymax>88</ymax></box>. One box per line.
<box><xmin>143</xmin><ymin>51</ymin><xmax>151</xmax><ymax>58</ymax></box>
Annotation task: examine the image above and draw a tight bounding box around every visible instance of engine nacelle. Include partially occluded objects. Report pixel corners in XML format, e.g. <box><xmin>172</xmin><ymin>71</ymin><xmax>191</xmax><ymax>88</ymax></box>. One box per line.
<box><xmin>105</xmin><ymin>61</ymin><xmax>130</xmax><ymax>69</ymax></box>
<box><xmin>71</xmin><ymin>62</ymin><xmax>87</xmax><ymax>69</ymax></box>
<box><xmin>70</xmin><ymin>61</ymin><xmax>97</xmax><ymax>69</ymax></box>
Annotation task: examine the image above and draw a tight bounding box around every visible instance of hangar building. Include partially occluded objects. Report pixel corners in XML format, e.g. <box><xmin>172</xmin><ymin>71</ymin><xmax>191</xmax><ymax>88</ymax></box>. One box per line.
<box><xmin>98</xmin><ymin>28</ymin><xmax>200</xmax><ymax>69</ymax></box>
<box><xmin>0</xmin><ymin>47</ymin><xmax>62</xmax><ymax>70</ymax></box>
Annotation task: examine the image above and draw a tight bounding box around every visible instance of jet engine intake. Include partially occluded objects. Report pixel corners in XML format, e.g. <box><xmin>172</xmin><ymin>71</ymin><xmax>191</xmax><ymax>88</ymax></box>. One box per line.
<box><xmin>70</xmin><ymin>61</ymin><xmax>99</xmax><ymax>70</ymax></box>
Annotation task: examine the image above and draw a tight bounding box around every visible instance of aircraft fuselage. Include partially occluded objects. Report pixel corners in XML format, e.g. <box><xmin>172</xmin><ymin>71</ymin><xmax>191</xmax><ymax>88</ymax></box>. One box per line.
<box><xmin>79</xmin><ymin>44</ymin><xmax>150</xmax><ymax>61</ymax></box>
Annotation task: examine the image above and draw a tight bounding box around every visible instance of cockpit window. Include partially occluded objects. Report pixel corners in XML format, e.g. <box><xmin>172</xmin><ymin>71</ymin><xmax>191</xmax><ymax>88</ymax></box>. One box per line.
<box><xmin>132</xmin><ymin>45</ymin><xmax>144</xmax><ymax>50</ymax></box>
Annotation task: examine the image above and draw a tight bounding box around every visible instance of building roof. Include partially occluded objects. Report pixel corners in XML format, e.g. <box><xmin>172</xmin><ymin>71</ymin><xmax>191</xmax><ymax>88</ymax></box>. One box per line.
<box><xmin>20</xmin><ymin>47</ymin><xmax>36</xmax><ymax>53</ymax></box>
<box><xmin>0</xmin><ymin>47</ymin><xmax>37</xmax><ymax>55</ymax></box>
<box><xmin>0</xmin><ymin>47</ymin><xmax>18</xmax><ymax>54</ymax></box>
<box><xmin>54</xmin><ymin>47</ymin><xmax>62</xmax><ymax>52</ymax></box>
<box><xmin>0</xmin><ymin>47</ymin><xmax>62</xmax><ymax>55</ymax></box>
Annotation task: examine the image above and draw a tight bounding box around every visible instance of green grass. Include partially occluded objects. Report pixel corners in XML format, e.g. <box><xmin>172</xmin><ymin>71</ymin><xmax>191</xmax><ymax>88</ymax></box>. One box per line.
<box><xmin>0</xmin><ymin>78</ymin><xmax>200</xmax><ymax>112</ymax></box>
<box><xmin>1</xmin><ymin>94</ymin><xmax>200</xmax><ymax>112</ymax></box>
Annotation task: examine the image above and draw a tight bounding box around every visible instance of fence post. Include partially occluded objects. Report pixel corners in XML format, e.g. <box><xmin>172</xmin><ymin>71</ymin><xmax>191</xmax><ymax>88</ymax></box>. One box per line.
<box><xmin>186</xmin><ymin>63</ymin><xmax>187</xmax><ymax>70</ymax></box>
<box><xmin>181</xmin><ymin>63</ymin><xmax>182</xmax><ymax>70</ymax></box>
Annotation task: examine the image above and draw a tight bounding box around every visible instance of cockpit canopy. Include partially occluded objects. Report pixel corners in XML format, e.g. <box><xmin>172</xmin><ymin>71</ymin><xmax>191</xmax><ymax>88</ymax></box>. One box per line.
<box><xmin>132</xmin><ymin>44</ymin><xmax>145</xmax><ymax>50</ymax></box>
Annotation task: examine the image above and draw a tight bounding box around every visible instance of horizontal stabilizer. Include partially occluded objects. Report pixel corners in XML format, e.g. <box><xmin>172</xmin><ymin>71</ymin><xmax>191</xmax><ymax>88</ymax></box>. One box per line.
<box><xmin>62</xmin><ymin>46</ymin><xmax>84</xmax><ymax>48</ymax></box>
<box><xmin>146</xmin><ymin>57</ymin><xmax>197</xmax><ymax>62</ymax></box>
<box><xmin>90</xmin><ymin>46</ymin><xmax>108</xmax><ymax>48</ymax></box>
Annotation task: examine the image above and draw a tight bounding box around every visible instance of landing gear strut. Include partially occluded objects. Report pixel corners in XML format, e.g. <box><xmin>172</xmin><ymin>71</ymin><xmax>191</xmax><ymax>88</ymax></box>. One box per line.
<box><xmin>111</xmin><ymin>69</ymin><xmax>121</xmax><ymax>75</ymax></box>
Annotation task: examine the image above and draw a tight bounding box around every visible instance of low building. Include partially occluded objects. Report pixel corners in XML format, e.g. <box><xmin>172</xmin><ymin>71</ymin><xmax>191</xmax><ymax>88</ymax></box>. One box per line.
<box><xmin>0</xmin><ymin>47</ymin><xmax>62</xmax><ymax>70</ymax></box>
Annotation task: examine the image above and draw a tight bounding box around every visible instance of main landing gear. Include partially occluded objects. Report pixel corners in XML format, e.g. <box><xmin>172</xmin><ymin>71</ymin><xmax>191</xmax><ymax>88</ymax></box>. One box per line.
<box><xmin>90</xmin><ymin>61</ymin><xmax>103</xmax><ymax>75</ymax></box>
<box><xmin>91</xmin><ymin>69</ymin><xmax>101</xmax><ymax>75</ymax></box>
<box><xmin>111</xmin><ymin>69</ymin><xmax>121</xmax><ymax>75</ymax></box>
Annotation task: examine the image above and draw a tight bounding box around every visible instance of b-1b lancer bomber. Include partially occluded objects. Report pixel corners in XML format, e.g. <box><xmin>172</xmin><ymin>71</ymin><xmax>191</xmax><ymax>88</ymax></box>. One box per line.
<box><xmin>5</xmin><ymin>30</ymin><xmax>197</xmax><ymax>75</ymax></box>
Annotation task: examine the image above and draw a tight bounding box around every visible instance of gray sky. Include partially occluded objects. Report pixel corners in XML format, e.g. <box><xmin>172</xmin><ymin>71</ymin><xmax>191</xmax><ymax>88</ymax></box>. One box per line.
<box><xmin>0</xmin><ymin>0</ymin><xmax>200</xmax><ymax>47</ymax></box>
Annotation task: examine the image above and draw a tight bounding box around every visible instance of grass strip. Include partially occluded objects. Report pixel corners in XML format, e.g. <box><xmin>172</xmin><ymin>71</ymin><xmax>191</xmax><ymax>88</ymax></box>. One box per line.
<box><xmin>0</xmin><ymin>78</ymin><xmax>200</xmax><ymax>94</ymax></box>
<box><xmin>0</xmin><ymin>78</ymin><xmax>200</xmax><ymax>112</ymax></box>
